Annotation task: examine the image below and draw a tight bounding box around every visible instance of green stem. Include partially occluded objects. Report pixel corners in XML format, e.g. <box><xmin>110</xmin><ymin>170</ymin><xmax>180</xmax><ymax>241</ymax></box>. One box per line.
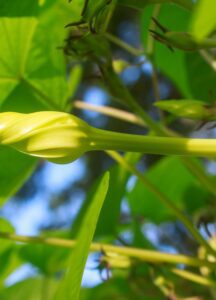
<box><xmin>0</xmin><ymin>231</ymin><xmax>212</xmax><ymax>268</ymax></box>
<box><xmin>99</xmin><ymin>64</ymin><xmax>169</xmax><ymax>136</ymax></box>
<box><xmin>104</xmin><ymin>32</ymin><xmax>144</xmax><ymax>56</ymax></box>
<box><xmin>92</xmin><ymin>128</ymin><xmax>216</xmax><ymax>159</ymax></box>
<box><xmin>106</xmin><ymin>150</ymin><xmax>216</xmax><ymax>255</ymax></box>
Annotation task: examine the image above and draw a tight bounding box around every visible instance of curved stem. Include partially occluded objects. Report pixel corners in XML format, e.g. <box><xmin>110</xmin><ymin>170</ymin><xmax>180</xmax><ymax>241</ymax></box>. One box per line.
<box><xmin>0</xmin><ymin>231</ymin><xmax>212</xmax><ymax>268</ymax></box>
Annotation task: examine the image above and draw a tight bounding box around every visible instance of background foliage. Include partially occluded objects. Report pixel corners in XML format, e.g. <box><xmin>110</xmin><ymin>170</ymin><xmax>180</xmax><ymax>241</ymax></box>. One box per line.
<box><xmin>1</xmin><ymin>0</ymin><xmax>216</xmax><ymax>299</ymax></box>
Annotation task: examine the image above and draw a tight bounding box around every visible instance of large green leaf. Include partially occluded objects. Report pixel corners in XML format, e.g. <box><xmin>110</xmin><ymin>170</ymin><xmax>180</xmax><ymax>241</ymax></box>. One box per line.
<box><xmin>55</xmin><ymin>172</ymin><xmax>110</xmax><ymax>300</ymax></box>
<box><xmin>0</xmin><ymin>0</ymin><xmax>38</xmax><ymax>104</ymax></box>
<box><xmin>0</xmin><ymin>0</ymin><xmax>82</xmax><ymax>111</ymax></box>
<box><xmin>0</xmin><ymin>147</ymin><xmax>37</xmax><ymax>205</ymax></box>
<box><xmin>128</xmin><ymin>157</ymin><xmax>209</xmax><ymax>223</ymax></box>
<box><xmin>0</xmin><ymin>0</ymin><xmax>83</xmax><ymax>204</ymax></box>
<box><xmin>191</xmin><ymin>0</ymin><xmax>216</xmax><ymax>41</ymax></box>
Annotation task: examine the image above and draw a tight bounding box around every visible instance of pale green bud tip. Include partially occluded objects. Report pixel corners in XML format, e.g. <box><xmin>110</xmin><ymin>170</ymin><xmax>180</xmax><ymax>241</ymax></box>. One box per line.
<box><xmin>0</xmin><ymin>111</ymin><xmax>92</xmax><ymax>164</ymax></box>
<box><xmin>155</xmin><ymin>100</ymin><xmax>209</xmax><ymax>120</ymax></box>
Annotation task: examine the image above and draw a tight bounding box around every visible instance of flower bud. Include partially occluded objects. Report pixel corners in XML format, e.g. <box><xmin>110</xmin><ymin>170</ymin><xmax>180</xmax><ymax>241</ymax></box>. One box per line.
<box><xmin>162</xmin><ymin>32</ymin><xmax>200</xmax><ymax>51</ymax></box>
<box><xmin>150</xmin><ymin>18</ymin><xmax>216</xmax><ymax>51</ymax></box>
<box><xmin>112</xmin><ymin>59</ymin><xmax>130</xmax><ymax>74</ymax></box>
<box><xmin>155</xmin><ymin>100</ymin><xmax>213</xmax><ymax>120</ymax></box>
<box><xmin>0</xmin><ymin>111</ymin><xmax>92</xmax><ymax>164</ymax></box>
<box><xmin>1</xmin><ymin>111</ymin><xmax>216</xmax><ymax>164</ymax></box>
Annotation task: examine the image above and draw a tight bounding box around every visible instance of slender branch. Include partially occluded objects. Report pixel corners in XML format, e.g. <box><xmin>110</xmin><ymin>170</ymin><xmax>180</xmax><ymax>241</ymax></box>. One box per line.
<box><xmin>74</xmin><ymin>101</ymin><xmax>146</xmax><ymax>127</ymax></box>
<box><xmin>171</xmin><ymin>268</ymin><xmax>216</xmax><ymax>287</ymax></box>
<box><xmin>104</xmin><ymin>32</ymin><xmax>144</xmax><ymax>56</ymax></box>
<box><xmin>0</xmin><ymin>231</ymin><xmax>213</xmax><ymax>268</ymax></box>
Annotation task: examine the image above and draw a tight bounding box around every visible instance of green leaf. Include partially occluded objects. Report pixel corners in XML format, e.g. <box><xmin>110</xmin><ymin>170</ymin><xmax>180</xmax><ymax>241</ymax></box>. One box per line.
<box><xmin>128</xmin><ymin>157</ymin><xmax>209</xmax><ymax>223</ymax></box>
<box><xmin>0</xmin><ymin>0</ymin><xmax>38</xmax><ymax>105</ymax></box>
<box><xmin>55</xmin><ymin>172</ymin><xmax>110</xmax><ymax>300</ymax></box>
<box><xmin>191</xmin><ymin>0</ymin><xmax>216</xmax><ymax>41</ymax></box>
<box><xmin>0</xmin><ymin>278</ymin><xmax>58</xmax><ymax>300</ymax></box>
<box><xmin>0</xmin><ymin>0</ymin><xmax>82</xmax><ymax>111</ymax></box>
<box><xmin>71</xmin><ymin>153</ymin><xmax>140</xmax><ymax>238</ymax></box>
<box><xmin>0</xmin><ymin>218</ymin><xmax>14</xmax><ymax>253</ymax></box>
<box><xmin>0</xmin><ymin>0</ymin><xmax>84</xmax><ymax>203</ymax></box>
<box><xmin>81</xmin><ymin>277</ymin><xmax>165</xmax><ymax>300</ymax></box>
<box><xmin>19</xmin><ymin>243</ymin><xmax>70</xmax><ymax>276</ymax></box>
<box><xmin>0</xmin><ymin>147</ymin><xmax>37</xmax><ymax>205</ymax></box>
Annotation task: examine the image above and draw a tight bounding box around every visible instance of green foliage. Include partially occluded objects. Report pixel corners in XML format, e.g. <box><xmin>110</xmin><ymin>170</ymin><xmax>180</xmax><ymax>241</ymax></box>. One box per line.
<box><xmin>128</xmin><ymin>157</ymin><xmax>209</xmax><ymax>222</ymax></box>
<box><xmin>191</xmin><ymin>0</ymin><xmax>216</xmax><ymax>41</ymax></box>
<box><xmin>0</xmin><ymin>0</ymin><xmax>216</xmax><ymax>299</ymax></box>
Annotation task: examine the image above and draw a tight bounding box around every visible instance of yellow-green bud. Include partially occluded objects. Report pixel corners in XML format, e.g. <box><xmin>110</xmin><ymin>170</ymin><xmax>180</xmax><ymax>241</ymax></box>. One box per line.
<box><xmin>151</xmin><ymin>24</ymin><xmax>216</xmax><ymax>51</ymax></box>
<box><xmin>100</xmin><ymin>252</ymin><xmax>131</xmax><ymax>269</ymax></box>
<box><xmin>155</xmin><ymin>100</ymin><xmax>213</xmax><ymax>120</ymax></box>
<box><xmin>1</xmin><ymin>111</ymin><xmax>216</xmax><ymax>164</ymax></box>
<box><xmin>0</xmin><ymin>111</ymin><xmax>92</xmax><ymax>164</ymax></box>
<box><xmin>112</xmin><ymin>59</ymin><xmax>130</xmax><ymax>74</ymax></box>
<box><xmin>198</xmin><ymin>236</ymin><xmax>216</xmax><ymax>276</ymax></box>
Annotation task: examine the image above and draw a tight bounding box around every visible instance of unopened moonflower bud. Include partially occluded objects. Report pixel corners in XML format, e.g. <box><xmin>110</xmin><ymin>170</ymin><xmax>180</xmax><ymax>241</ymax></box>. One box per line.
<box><xmin>0</xmin><ymin>111</ymin><xmax>92</xmax><ymax>164</ymax></box>
<box><xmin>1</xmin><ymin>111</ymin><xmax>216</xmax><ymax>164</ymax></box>
<box><xmin>155</xmin><ymin>100</ymin><xmax>215</xmax><ymax>121</ymax></box>
<box><xmin>150</xmin><ymin>18</ymin><xmax>216</xmax><ymax>51</ymax></box>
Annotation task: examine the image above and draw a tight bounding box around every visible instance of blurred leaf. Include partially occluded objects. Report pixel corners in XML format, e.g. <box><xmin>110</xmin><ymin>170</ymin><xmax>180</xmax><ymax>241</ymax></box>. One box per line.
<box><xmin>72</xmin><ymin>153</ymin><xmax>140</xmax><ymax>238</ymax></box>
<box><xmin>0</xmin><ymin>147</ymin><xmax>37</xmax><ymax>205</ymax></box>
<box><xmin>0</xmin><ymin>278</ymin><xmax>58</xmax><ymax>300</ymax></box>
<box><xmin>0</xmin><ymin>249</ymin><xmax>22</xmax><ymax>286</ymax></box>
<box><xmin>0</xmin><ymin>218</ymin><xmax>14</xmax><ymax>252</ymax></box>
<box><xmin>55</xmin><ymin>172</ymin><xmax>110</xmax><ymax>300</ymax></box>
<box><xmin>128</xmin><ymin>157</ymin><xmax>209</xmax><ymax>223</ymax></box>
<box><xmin>19</xmin><ymin>244</ymin><xmax>70</xmax><ymax>276</ymax></box>
<box><xmin>141</xmin><ymin>4</ymin><xmax>216</xmax><ymax>101</ymax></box>
<box><xmin>0</xmin><ymin>219</ymin><xmax>22</xmax><ymax>286</ymax></box>
<box><xmin>81</xmin><ymin>277</ymin><xmax>164</xmax><ymax>300</ymax></box>
<box><xmin>191</xmin><ymin>0</ymin><xmax>216</xmax><ymax>41</ymax></box>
